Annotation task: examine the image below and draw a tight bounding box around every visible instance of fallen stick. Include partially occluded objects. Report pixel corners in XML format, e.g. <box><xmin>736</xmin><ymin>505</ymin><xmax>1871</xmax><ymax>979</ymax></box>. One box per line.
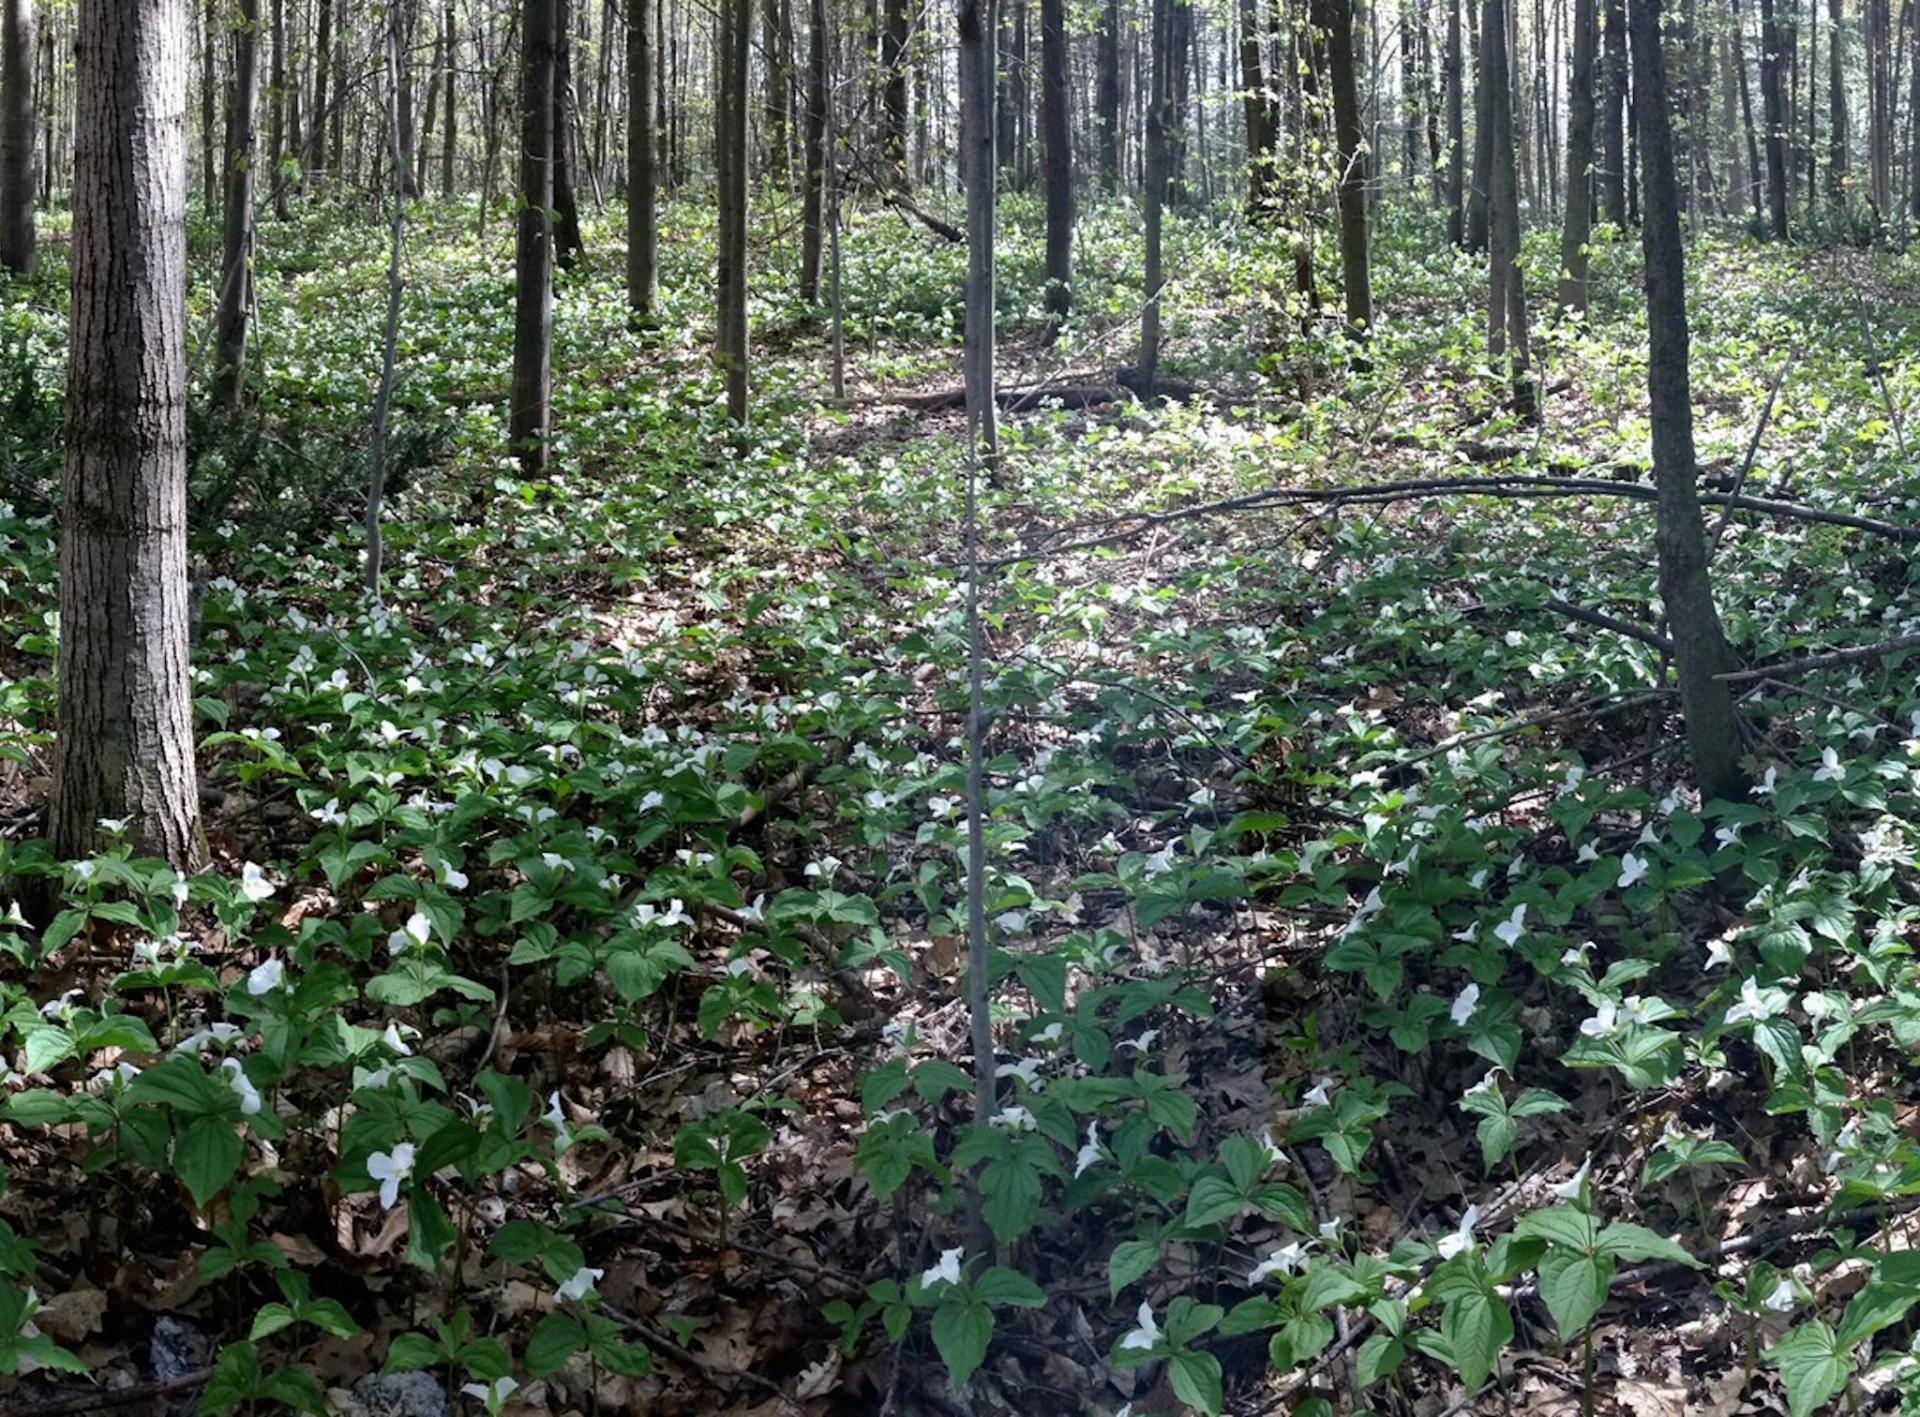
<box><xmin>1718</xmin><ymin>631</ymin><xmax>1920</xmax><ymax>684</ymax></box>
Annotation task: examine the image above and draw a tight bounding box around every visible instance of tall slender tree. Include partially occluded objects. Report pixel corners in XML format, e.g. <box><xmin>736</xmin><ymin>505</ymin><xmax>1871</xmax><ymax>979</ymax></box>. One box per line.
<box><xmin>510</xmin><ymin>0</ymin><xmax>557</xmax><ymax>472</ymax></box>
<box><xmin>55</xmin><ymin>0</ymin><xmax>204</xmax><ymax>870</ymax></box>
<box><xmin>1630</xmin><ymin>0</ymin><xmax>1748</xmax><ymax>802</ymax></box>
<box><xmin>958</xmin><ymin>0</ymin><xmax>997</xmax><ymax>453</ymax></box>
<box><xmin>1445</xmin><ymin>0</ymin><xmax>1465</xmax><ymax>241</ymax></box>
<box><xmin>1240</xmin><ymin>0</ymin><xmax>1277</xmax><ymax>216</ymax></box>
<box><xmin>1486</xmin><ymin>0</ymin><xmax>1534</xmax><ymax>412</ymax></box>
<box><xmin>1142</xmin><ymin>0</ymin><xmax>1171</xmax><ymax>393</ymax></box>
<box><xmin>715</xmin><ymin>0</ymin><xmax>749</xmax><ymax>422</ymax></box>
<box><xmin>1040</xmin><ymin>0</ymin><xmax>1071</xmax><ymax>314</ymax></box>
<box><xmin>799</xmin><ymin>0</ymin><xmax>827</xmax><ymax>299</ymax></box>
<box><xmin>1097</xmin><ymin>0</ymin><xmax>1121</xmax><ymax>189</ymax></box>
<box><xmin>1758</xmin><ymin>0</ymin><xmax>1792</xmax><ymax>233</ymax></box>
<box><xmin>0</xmin><ymin>0</ymin><xmax>35</xmax><ymax>275</ymax></box>
<box><xmin>1560</xmin><ymin>0</ymin><xmax>1598</xmax><ymax>307</ymax></box>
<box><xmin>627</xmin><ymin>0</ymin><xmax>657</xmax><ymax>313</ymax></box>
<box><xmin>1827</xmin><ymin>0</ymin><xmax>1846</xmax><ymax>210</ymax></box>
<box><xmin>212</xmin><ymin>0</ymin><xmax>261</xmax><ymax>410</ymax></box>
<box><xmin>1313</xmin><ymin>0</ymin><xmax>1373</xmax><ymax>330</ymax></box>
<box><xmin>1600</xmin><ymin>0</ymin><xmax>1628</xmax><ymax>222</ymax></box>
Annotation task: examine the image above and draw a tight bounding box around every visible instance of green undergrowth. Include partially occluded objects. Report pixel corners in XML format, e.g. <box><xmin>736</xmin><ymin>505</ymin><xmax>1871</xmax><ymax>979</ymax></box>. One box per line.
<box><xmin>2</xmin><ymin>192</ymin><xmax>1920</xmax><ymax>1415</ymax></box>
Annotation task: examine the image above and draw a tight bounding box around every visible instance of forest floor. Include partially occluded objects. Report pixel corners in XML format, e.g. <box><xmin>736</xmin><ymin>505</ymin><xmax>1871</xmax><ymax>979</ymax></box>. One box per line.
<box><xmin>3</xmin><ymin>198</ymin><xmax>1920</xmax><ymax>1417</ymax></box>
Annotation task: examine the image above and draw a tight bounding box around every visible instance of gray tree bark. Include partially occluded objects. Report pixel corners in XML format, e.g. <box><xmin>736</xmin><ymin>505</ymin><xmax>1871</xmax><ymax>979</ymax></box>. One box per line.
<box><xmin>1142</xmin><ymin>0</ymin><xmax>1169</xmax><ymax>393</ymax></box>
<box><xmin>55</xmin><ymin>0</ymin><xmax>204</xmax><ymax>871</ymax></box>
<box><xmin>1559</xmin><ymin>0</ymin><xmax>1597</xmax><ymax>308</ymax></box>
<box><xmin>1040</xmin><ymin>0</ymin><xmax>1070</xmax><ymax>314</ymax></box>
<box><xmin>627</xmin><ymin>0</ymin><xmax>657</xmax><ymax>312</ymax></box>
<box><xmin>0</xmin><ymin>0</ymin><xmax>35</xmax><ymax>274</ymax></box>
<box><xmin>1630</xmin><ymin>0</ymin><xmax>1749</xmax><ymax>802</ymax></box>
<box><xmin>510</xmin><ymin>0</ymin><xmax>556</xmax><ymax>472</ymax></box>
<box><xmin>1313</xmin><ymin>0</ymin><xmax>1373</xmax><ymax>331</ymax></box>
<box><xmin>799</xmin><ymin>0</ymin><xmax>827</xmax><ymax>300</ymax></box>
<box><xmin>958</xmin><ymin>0</ymin><xmax>997</xmax><ymax>454</ymax></box>
<box><xmin>715</xmin><ymin>0</ymin><xmax>749</xmax><ymax>423</ymax></box>
<box><xmin>213</xmin><ymin>0</ymin><xmax>260</xmax><ymax>411</ymax></box>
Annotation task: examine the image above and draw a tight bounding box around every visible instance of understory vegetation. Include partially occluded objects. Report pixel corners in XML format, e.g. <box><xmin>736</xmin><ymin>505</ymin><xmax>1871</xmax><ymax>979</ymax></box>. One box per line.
<box><xmin>6</xmin><ymin>196</ymin><xmax>1920</xmax><ymax>1416</ymax></box>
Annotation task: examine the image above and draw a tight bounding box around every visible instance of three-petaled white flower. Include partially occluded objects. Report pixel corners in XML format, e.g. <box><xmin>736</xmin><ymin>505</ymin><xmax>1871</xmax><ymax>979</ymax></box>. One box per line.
<box><xmin>1436</xmin><ymin>1204</ymin><xmax>1480</xmax><ymax>1259</ymax></box>
<box><xmin>1119</xmin><ymin>1301</ymin><xmax>1162</xmax><ymax>1351</ymax></box>
<box><xmin>556</xmin><ymin>1266</ymin><xmax>604</xmax><ymax>1302</ymax></box>
<box><xmin>1579</xmin><ymin>1000</ymin><xmax>1619</xmax><ymax>1038</ymax></box>
<box><xmin>367</xmin><ymin>1142</ymin><xmax>415</xmax><ymax>1209</ymax></box>
<box><xmin>1450</xmin><ymin>983</ymin><xmax>1481</xmax><ymax>1027</ymax></box>
<box><xmin>921</xmin><ymin>1247</ymin><xmax>965</xmax><ymax>1290</ymax></box>
<box><xmin>1704</xmin><ymin>936</ymin><xmax>1733</xmax><ymax>971</ymax></box>
<box><xmin>1724</xmin><ymin>976</ymin><xmax>1778</xmax><ymax>1024</ymax></box>
<box><xmin>1249</xmin><ymin>1242</ymin><xmax>1312</xmax><ymax>1283</ymax></box>
<box><xmin>1493</xmin><ymin>904</ymin><xmax>1528</xmax><ymax>946</ymax></box>
<box><xmin>1548</xmin><ymin>1156</ymin><xmax>1591</xmax><ymax>1201</ymax></box>
<box><xmin>1813</xmin><ymin>747</ymin><xmax>1846</xmax><ymax>783</ymax></box>
<box><xmin>459</xmin><ymin>1377</ymin><xmax>519</xmax><ymax>1414</ymax></box>
<box><xmin>1302</xmin><ymin>1077</ymin><xmax>1334</xmax><ymax>1108</ymax></box>
<box><xmin>221</xmin><ymin>1058</ymin><xmax>262</xmax><ymax>1116</ymax></box>
<box><xmin>1618</xmin><ymin>852</ymin><xmax>1648</xmax><ymax>889</ymax></box>
<box><xmin>1075</xmin><ymin>1123</ymin><xmax>1103</xmax><ymax>1177</ymax></box>
<box><xmin>239</xmin><ymin>862</ymin><xmax>276</xmax><ymax>903</ymax></box>
<box><xmin>246</xmin><ymin>958</ymin><xmax>286</xmax><ymax>995</ymax></box>
<box><xmin>1763</xmin><ymin>1278</ymin><xmax>1797</xmax><ymax>1312</ymax></box>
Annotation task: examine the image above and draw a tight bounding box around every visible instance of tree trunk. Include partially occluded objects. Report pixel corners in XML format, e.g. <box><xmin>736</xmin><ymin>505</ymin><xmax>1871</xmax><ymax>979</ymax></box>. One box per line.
<box><xmin>1758</xmin><ymin>0</ymin><xmax>1792</xmax><ymax>232</ymax></box>
<box><xmin>0</xmin><ymin>0</ymin><xmax>36</xmax><ymax>274</ymax></box>
<box><xmin>1486</xmin><ymin>0</ymin><xmax>1534</xmax><ymax>412</ymax></box>
<box><xmin>1314</xmin><ymin>0</ymin><xmax>1373</xmax><ymax>330</ymax></box>
<box><xmin>395</xmin><ymin>0</ymin><xmax>417</xmax><ymax>194</ymax></box>
<box><xmin>213</xmin><ymin>0</ymin><xmax>260</xmax><ymax>410</ymax></box>
<box><xmin>800</xmin><ymin>0</ymin><xmax>826</xmax><ymax>299</ymax></box>
<box><xmin>883</xmin><ymin>0</ymin><xmax>909</xmax><ymax>185</ymax></box>
<box><xmin>1560</xmin><ymin>0</ymin><xmax>1597</xmax><ymax>307</ymax></box>
<box><xmin>269</xmin><ymin>0</ymin><xmax>290</xmax><ymax>217</ymax></box>
<box><xmin>201</xmin><ymin>0</ymin><xmax>218</xmax><ymax>213</ymax></box>
<box><xmin>768</xmin><ymin>0</ymin><xmax>794</xmax><ymax>185</ymax></box>
<box><xmin>55</xmin><ymin>0</ymin><xmax>204</xmax><ymax>871</ymax></box>
<box><xmin>1098</xmin><ymin>0</ymin><xmax>1121</xmax><ymax>189</ymax></box>
<box><xmin>1040</xmin><ymin>0</ymin><xmax>1071</xmax><ymax>314</ymax></box>
<box><xmin>1143</xmin><ymin>0</ymin><xmax>1169</xmax><ymax>393</ymax></box>
<box><xmin>510</xmin><ymin>0</ymin><xmax>556</xmax><ymax>472</ymax></box>
<box><xmin>715</xmin><ymin>0</ymin><xmax>749</xmax><ymax>423</ymax></box>
<box><xmin>627</xmin><ymin>0</ymin><xmax>656</xmax><ymax>311</ymax></box>
<box><xmin>311</xmin><ymin>0</ymin><xmax>332</xmax><ymax>179</ymax></box>
<box><xmin>1734</xmin><ymin>0</ymin><xmax>1763</xmax><ymax>219</ymax></box>
<box><xmin>420</xmin><ymin>2</ymin><xmax>443</xmax><ymax>192</ymax></box>
<box><xmin>1467</xmin><ymin>1</ymin><xmax>1493</xmax><ymax>247</ymax></box>
<box><xmin>553</xmin><ymin>0</ymin><xmax>585</xmax><ymax>267</ymax></box>
<box><xmin>1829</xmin><ymin>0</ymin><xmax>1847</xmax><ymax>209</ymax></box>
<box><xmin>1600</xmin><ymin>0</ymin><xmax>1628</xmax><ymax>222</ymax></box>
<box><xmin>442</xmin><ymin>2</ymin><xmax>457</xmax><ymax>193</ymax></box>
<box><xmin>1446</xmin><ymin>0</ymin><xmax>1465</xmax><ymax>240</ymax></box>
<box><xmin>1240</xmin><ymin>0</ymin><xmax>1276</xmax><ymax>216</ymax></box>
<box><xmin>959</xmin><ymin>0</ymin><xmax>997</xmax><ymax>452</ymax></box>
<box><xmin>1629</xmin><ymin>0</ymin><xmax>1749</xmax><ymax>802</ymax></box>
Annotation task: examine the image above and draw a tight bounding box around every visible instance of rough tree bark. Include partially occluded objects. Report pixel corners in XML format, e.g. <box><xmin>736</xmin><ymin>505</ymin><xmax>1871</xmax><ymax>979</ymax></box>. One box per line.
<box><xmin>1559</xmin><ymin>0</ymin><xmax>1597</xmax><ymax>307</ymax></box>
<box><xmin>1142</xmin><ymin>0</ymin><xmax>1170</xmax><ymax>394</ymax></box>
<box><xmin>270</xmin><ymin>0</ymin><xmax>289</xmax><ymax>217</ymax></box>
<box><xmin>959</xmin><ymin>0</ymin><xmax>997</xmax><ymax>453</ymax></box>
<box><xmin>1446</xmin><ymin>0</ymin><xmax>1465</xmax><ymax>241</ymax></box>
<box><xmin>1630</xmin><ymin>0</ymin><xmax>1749</xmax><ymax>802</ymax></box>
<box><xmin>1600</xmin><ymin>0</ymin><xmax>1628</xmax><ymax>222</ymax></box>
<box><xmin>212</xmin><ymin>0</ymin><xmax>260</xmax><ymax>411</ymax></box>
<box><xmin>55</xmin><ymin>0</ymin><xmax>205</xmax><ymax>870</ymax></box>
<box><xmin>1040</xmin><ymin>0</ymin><xmax>1071</xmax><ymax>314</ymax></box>
<box><xmin>1486</xmin><ymin>0</ymin><xmax>1534</xmax><ymax>413</ymax></box>
<box><xmin>1827</xmin><ymin>0</ymin><xmax>1846</xmax><ymax>211</ymax></box>
<box><xmin>1758</xmin><ymin>0</ymin><xmax>1792</xmax><ymax>234</ymax></box>
<box><xmin>715</xmin><ymin>0</ymin><xmax>749</xmax><ymax>423</ymax></box>
<box><xmin>627</xmin><ymin>0</ymin><xmax>656</xmax><ymax>313</ymax></box>
<box><xmin>552</xmin><ymin>0</ymin><xmax>585</xmax><ymax>268</ymax></box>
<box><xmin>799</xmin><ymin>0</ymin><xmax>827</xmax><ymax>300</ymax></box>
<box><xmin>0</xmin><ymin>0</ymin><xmax>35</xmax><ymax>274</ymax></box>
<box><xmin>883</xmin><ymin>0</ymin><xmax>909</xmax><ymax>185</ymax></box>
<box><xmin>510</xmin><ymin>0</ymin><xmax>556</xmax><ymax>472</ymax></box>
<box><xmin>1240</xmin><ymin>0</ymin><xmax>1277</xmax><ymax>217</ymax></box>
<box><xmin>1313</xmin><ymin>0</ymin><xmax>1373</xmax><ymax>330</ymax></box>
<box><xmin>311</xmin><ymin>0</ymin><xmax>333</xmax><ymax>180</ymax></box>
<box><xmin>1098</xmin><ymin>0</ymin><xmax>1120</xmax><ymax>189</ymax></box>
<box><xmin>442</xmin><ymin>1</ymin><xmax>458</xmax><ymax>194</ymax></box>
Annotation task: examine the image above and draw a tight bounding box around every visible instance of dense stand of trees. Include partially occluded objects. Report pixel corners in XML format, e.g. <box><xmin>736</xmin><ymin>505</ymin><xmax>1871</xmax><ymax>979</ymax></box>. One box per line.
<box><xmin>20</xmin><ymin>0</ymin><xmax>1920</xmax><ymax>856</ymax></box>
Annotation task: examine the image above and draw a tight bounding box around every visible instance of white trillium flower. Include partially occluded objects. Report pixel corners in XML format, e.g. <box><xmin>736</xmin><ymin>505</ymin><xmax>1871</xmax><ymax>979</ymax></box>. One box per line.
<box><xmin>367</xmin><ymin>1142</ymin><xmax>416</xmax><ymax>1209</ymax></box>
<box><xmin>309</xmin><ymin>799</ymin><xmax>347</xmax><ymax>828</ymax></box>
<box><xmin>246</xmin><ymin>958</ymin><xmax>286</xmax><ymax>995</ymax></box>
<box><xmin>1436</xmin><ymin>1204</ymin><xmax>1480</xmax><ymax>1258</ymax></box>
<box><xmin>1493</xmin><ymin>904</ymin><xmax>1527</xmax><ymax>946</ymax></box>
<box><xmin>239</xmin><ymin>862</ymin><xmax>276</xmax><ymax>903</ymax></box>
<box><xmin>97</xmin><ymin>817</ymin><xmax>131</xmax><ymax>834</ymax></box>
<box><xmin>1303</xmin><ymin>1077</ymin><xmax>1334</xmax><ymax>1108</ymax></box>
<box><xmin>382</xmin><ymin>1022</ymin><xmax>414</xmax><ymax>1056</ymax></box>
<box><xmin>1259</xmin><ymin>1128</ymin><xmax>1288</xmax><ymax>1168</ymax></box>
<box><xmin>1704</xmin><ymin>936</ymin><xmax>1734</xmax><ymax>970</ymax></box>
<box><xmin>1561</xmin><ymin>941</ymin><xmax>1594</xmax><ymax>968</ymax></box>
<box><xmin>921</xmin><ymin>1246</ymin><xmax>965</xmax><ymax>1290</ymax></box>
<box><xmin>220</xmin><ymin>1057</ymin><xmax>262</xmax><ymax>1116</ymax></box>
<box><xmin>1318</xmin><ymin>1217</ymin><xmax>1344</xmax><ymax>1242</ymax></box>
<box><xmin>1579</xmin><ymin>1000</ymin><xmax>1619</xmax><ymax>1038</ymax></box>
<box><xmin>1752</xmin><ymin>765</ymin><xmax>1778</xmax><ymax>797</ymax></box>
<box><xmin>1549</xmin><ymin>1155</ymin><xmax>1592</xmax><ymax>1201</ymax></box>
<box><xmin>1450</xmin><ymin>983</ymin><xmax>1481</xmax><ymax>1027</ymax></box>
<box><xmin>404</xmin><ymin>912</ymin><xmax>432</xmax><ymax>947</ymax></box>
<box><xmin>1763</xmin><ymin>1278</ymin><xmax>1797</xmax><ymax>1312</ymax></box>
<box><xmin>556</xmin><ymin>1266</ymin><xmax>604</xmax><ymax>1302</ymax></box>
<box><xmin>543</xmin><ymin>1090</ymin><xmax>570</xmax><ymax>1143</ymax></box>
<box><xmin>1115</xmin><ymin>1029</ymin><xmax>1159</xmax><ymax>1053</ymax></box>
<box><xmin>1575</xmin><ymin>843</ymin><xmax>1600</xmax><ymax>864</ymax></box>
<box><xmin>1119</xmin><ymin>1301</ymin><xmax>1162</xmax><ymax>1351</ymax></box>
<box><xmin>1724</xmin><ymin>976</ymin><xmax>1778</xmax><ymax>1024</ymax></box>
<box><xmin>1248</xmin><ymin>1241</ymin><xmax>1312</xmax><ymax>1283</ymax></box>
<box><xmin>1075</xmin><ymin>1123</ymin><xmax>1103</xmax><ymax>1177</ymax></box>
<box><xmin>1813</xmin><ymin>747</ymin><xmax>1845</xmax><ymax>783</ymax></box>
<box><xmin>991</xmin><ymin>1105</ymin><xmax>1037</xmax><ymax>1131</ymax></box>
<box><xmin>460</xmin><ymin>1377</ymin><xmax>519</xmax><ymax>1414</ymax></box>
<box><xmin>1618</xmin><ymin>852</ymin><xmax>1648</xmax><ymax>889</ymax></box>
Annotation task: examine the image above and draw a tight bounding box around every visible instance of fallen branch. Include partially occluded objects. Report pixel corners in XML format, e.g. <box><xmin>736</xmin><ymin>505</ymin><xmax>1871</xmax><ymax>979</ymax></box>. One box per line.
<box><xmin>0</xmin><ymin>1369</ymin><xmax>212</xmax><ymax>1417</ymax></box>
<box><xmin>1717</xmin><ymin>632</ymin><xmax>1920</xmax><ymax>684</ymax></box>
<box><xmin>1544</xmin><ymin>596</ymin><xmax>1675</xmax><ymax>654</ymax></box>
